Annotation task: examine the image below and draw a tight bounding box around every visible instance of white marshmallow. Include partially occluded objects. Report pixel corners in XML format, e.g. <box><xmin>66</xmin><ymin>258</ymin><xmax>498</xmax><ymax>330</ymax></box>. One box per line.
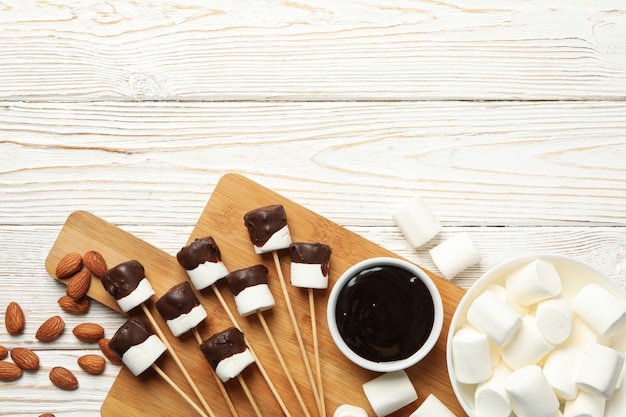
<box><xmin>234</xmin><ymin>284</ymin><xmax>275</xmax><ymax>317</ymax></box>
<box><xmin>362</xmin><ymin>370</ymin><xmax>418</xmax><ymax>417</ymax></box>
<box><xmin>536</xmin><ymin>298</ymin><xmax>574</xmax><ymax>345</ymax></box>
<box><xmin>333</xmin><ymin>404</ymin><xmax>368</xmax><ymax>417</ymax></box>
<box><xmin>253</xmin><ymin>225</ymin><xmax>292</xmax><ymax>254</ymax></box>
<box><xmin>575</xmin><ymin>343</ymin><xmax>625</xmax><ymax>399</ymax></box>
<box><xmin>486</xmin><ymin>283</ymin><xmax>529</xmax><ymax>317</ymax></box>
<box><xmin>467</xmin><ymin>290</ymin><xmax>522</xmax><ymax>346</ymax></box>
<box><xmin>504</xmin><ymin>365</ymin><xmax>560</xmax><ymax>417</ymax></box>
<box><xmin>121</xmin><ymin>334</ymin><xmax>167</xmax><ymax>376</ymax></box>
<box><xmin>543</xmin><ymin>345</ymin><xmax>585</xmax><ymax>400</ymax></box>
<box><xmin>117</xmin><ymin>278</ymin><xmax>156</xmax><ymax>312</ymax></box>
<box><xmin>573</xmin><ymin>284</ymin><xmax>626</xmax><ymax>338</ymax></box>
<box><xmin>505</xmin><ymin>259</ymin><xmax>562</xmax><ymax>306</ymax></box>
<box><xmin>165</xmin><ymin>304</ymin><xmax>208</xmax><ymax>337</ymax></box>
<box><xmin>563</xmin><ymin>390</ymin><xmax>606</xmax><ymax>417</ymax></box>
<box><xmin>392</xmin><ymin>196</ymin><xmax>442</xmax><ymax>249</ymax></box>
<box><xmin>452</xmin><ymin>327</ymin><xmax>492</xmax><ymax>384</ymax></box>
<box><xmin>475</xmin><ymin>365</ymin><xmax>512</xmax><ymax>417</ymax></box>
<box><xmin>565</xmin><ymin>318</ymin><xmax>610</xmax><ymax>352</ymax></box>
<box><xmin>501</xmin><ymin>315</ymin><xmax>553</xmax><ymax>370</ymax></box>
<box><xmin>429</xmin><ymin>233</ymin><xmax>481</xmax><ymax>280</ymax></box>
<box><xmin>186</xmin><ymin>261</ymin><xmax>229</xmax><ymax>290</ymax></box>
<box><xmin>409</xmin><ymin>393</ymin><xmax>456</xmax><ymax>417</ymax></box>
<box><xmin>214</xmin><ymin>348</ymin><xmax>255</xmax><ymax>382</ymax></box>
<box><xmin>290</xmin><ymin>262</ymin><xmax>328</xmax><ymax>289</ymax></box>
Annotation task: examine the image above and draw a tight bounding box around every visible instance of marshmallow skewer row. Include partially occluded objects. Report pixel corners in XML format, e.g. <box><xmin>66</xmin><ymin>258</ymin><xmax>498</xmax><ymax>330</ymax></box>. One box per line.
<box><xmin>102</xmin><ymin>260</ymin><xmax>216</xmax><ymax>417</ymax></box>
<box><xmin>155</xmin><ymin>282</ymin><xmax>239</xmax><ymax>417</ymax></box>
<box><xmin>177</xmin><ymin>237</ymin><xmax>290</xmax><ymax>417</ymax></box>
<box><xmin>290</xmin><ymin>242</ymin><xmax>332</xmax><ymax>417</ymax></box>
<box><xmin>244</xmin><ymin>205</ymin><xmax>323</xmax><ymax>416</ymax></box>
<box><xmin>227</xmin><ymin>264</ymin><xmax>313</xmax><ymax>417</ymax></box>
<box><xmin>108</xmin><ymin>316</ymin><xmax>210</xmax><ymax>417</ymax></box>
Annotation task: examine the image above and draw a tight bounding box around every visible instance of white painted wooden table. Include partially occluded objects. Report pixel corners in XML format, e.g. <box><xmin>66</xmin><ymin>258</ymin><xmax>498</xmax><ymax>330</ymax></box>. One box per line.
<box><xmin>1</xmin><ymin>1</ymin><xmax>625</xmax><ymax>416</ymax></box>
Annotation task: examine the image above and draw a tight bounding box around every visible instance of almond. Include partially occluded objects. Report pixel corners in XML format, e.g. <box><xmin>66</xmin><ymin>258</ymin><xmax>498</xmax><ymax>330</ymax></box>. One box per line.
<box><xmin>5</xmin><ymin>301</ymin><xmax>25</xmax><ymax>335</ymax></box>
<box><xmin>55</xmin><ymin>252</ymin><xmax>83</xmax><ymax>278</ymax></box>
<box><xmin>49</xmin><ymin>366</ymin><xmax>78</xmax><ymax>390</ymax></box>
<box><xmin>0</xmin><ymin>345</ymin><xmax>8</xmax><ymax>360</ymax></box>
<box><xmin>83</xmin><ymin>250</ymin><xmax>107</xmax><ymax>277</ymax></box>
<box><xmin>0</xmin><ymin>362</ymin><xmax>23</xmax><ymax>382</ymax></box>
<box><xmin>36</xmin><ymin>315</ymin><xmax>65</xmax><ymax>342</ymax></box>
<box><xmin>72</xmin><ymin>323</ymin><xmax>104</xmax><ymax>342</ymax></box>
<box><xmin>10</xmin><ymin>347</ymin><xmax>40</xmax><ymax>371</ymax></box>
<box><xmin>98</xmin><ymin>338</ymin><xmax>123</xmax><ymax>365</ymax></box>
<box><xmin>66</xmin><ymin>270</ymin><xmax>91</xmax><ymax>300</ymax></box>
<box><xmin>58</xmin><ymin>295</ymin><xmax>90</xmax><ymax>315</ymax></box>
<box><xmin>77</xmin><ymin>354</ymin><xmax>106</xmax><ymax>375</ymax></box>
<box><xmin>39</xmin><ymin>414</ymin><xmax>56</xmax><ymax>417</ymax></box>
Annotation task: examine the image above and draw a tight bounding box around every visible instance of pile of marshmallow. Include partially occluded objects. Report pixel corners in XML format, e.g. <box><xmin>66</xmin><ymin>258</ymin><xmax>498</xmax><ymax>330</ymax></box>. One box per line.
<box><xmin>451</xmin><ymin>258</ymin><xmax>626</xmax><ymax>417</ymax></box>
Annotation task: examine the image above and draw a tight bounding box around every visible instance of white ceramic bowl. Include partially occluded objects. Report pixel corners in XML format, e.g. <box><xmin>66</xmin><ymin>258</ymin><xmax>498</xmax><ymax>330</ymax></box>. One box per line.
<box><xmin>327</xmin><ymin>257</ymin><xmax>444</xmax><ymax>372</ymax></box>
<box><xmin>447</xmin><ymin>254</ymin><xmax>626</xmax><ymax>417</ymax></box>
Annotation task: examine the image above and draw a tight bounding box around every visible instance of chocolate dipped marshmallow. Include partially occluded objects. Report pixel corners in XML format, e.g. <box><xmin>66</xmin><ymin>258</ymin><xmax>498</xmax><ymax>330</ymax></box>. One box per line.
<box><xmin>226</xmin><ymin>265</ymin><xmax>275</xmax><ymax>317</ymax></box>
<box><xmin>155</xmin><ymin>282</ymin><xmax>207</xmax><ymax>337</ymax></box>
<box><xmin>177</xmin><ymin>236</ymin><xmax>229</xmax><ymax>290</ymax></box>
<box><xmin>108</xmin><ymin>315</ymin><xmax>167</xmax><ymax>376</ymax></box>
<box><xmin>290</xmin><ymin>242</ymin><xmax>332</xmax><ymax>289</ymax></box>
<box><xmin>102</xmin><ymin>260</ymin><xmax>155</xmax><ymax>312</ymax></box>
<box><xmin>200</xmin><ymin>327</ymin><xmax>255</xmax><ymax>383</ymax></box>
<box><xmin>244</xmin><ymin>204</ymin><xmax>292</xmax><ymax>254</ymax></box>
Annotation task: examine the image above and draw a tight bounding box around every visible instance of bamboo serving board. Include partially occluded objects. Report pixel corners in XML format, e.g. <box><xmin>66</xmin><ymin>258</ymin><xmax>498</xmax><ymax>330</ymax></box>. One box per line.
<box><xmin>45</xmin><ymin>173</ymin><xmax>467</xmax><ymax>417</ymax></box>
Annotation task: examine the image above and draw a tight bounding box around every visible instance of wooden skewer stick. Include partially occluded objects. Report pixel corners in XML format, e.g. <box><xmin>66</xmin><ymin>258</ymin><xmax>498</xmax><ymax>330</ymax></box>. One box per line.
<box><xmin>238</xmin><ymin>374</ymin><xmax>264</xmax><ymax>417</ymax></box>
<box><xmin>309</xmin><ymin>288</ymin><xmax>326</xmax><ymax>417</ymax></box>
<box><xmin>151</xmin><ymin>363</ymin><xmax>210</xmax><ymax>417</ymax></box>
<box><xmin>272</xmin><ymin>250</ymin><xmax>322</xmax><ymax>414</ymax></box>
<box><xmin>192</xmin><ymin>328</ymin><xmax>240</xmax><ymax>417</ymax></box>
<box><xmin>141</xmin><ymin>304</ymin><xmax>216</xmax><ymax>417</ymax></box>
<box><xmin>256</xmin><ymin>310</ymin><xmax>312</xmax><ymax>417</ymax></box>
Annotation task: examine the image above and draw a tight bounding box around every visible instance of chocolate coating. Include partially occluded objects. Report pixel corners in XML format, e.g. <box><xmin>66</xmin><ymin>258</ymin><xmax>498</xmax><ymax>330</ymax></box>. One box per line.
<box><xmin>108</xmin><ymin>316</ymin><xmax>155</xmax><ymax>358</ymax></box>
<box><xmin>244</xmin><ymin>204</ymin><xmax>288</xmax><ymax>247</ymax></box>
<box><xmin>176</xmin><ymin>236</ymin><xmax>222</xmax><ymax>270</ymax></box>
<box><xmin>200</xmin><ymin>327</ymin><xmax>247</xmax><ymax>369</ymax></box>
<box><xmin>155</xmin><ymin>281</ymin><xmax>201</xmax><ymax>321</ymax></box>
<box><xmin>101</xmin><ymin>260</ymin><xmax>146</xmax><ymax>300</ymax></box>
<box><xmin>290</xmin><ymin>242</ymin><xmax>332</xmax><ymax>276</ymax></box>
<box><xmin>226</xmin><ymin>265</ymin><xmax>269</xmax><ymax>296</ymax></box>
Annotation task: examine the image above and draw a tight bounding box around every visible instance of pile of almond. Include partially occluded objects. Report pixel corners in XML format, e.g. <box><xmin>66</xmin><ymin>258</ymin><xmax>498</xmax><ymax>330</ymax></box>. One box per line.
<box><xmin>1</xmin><ymin>250</ymin><xmax>121</xmax><ymax>416</ymax></box>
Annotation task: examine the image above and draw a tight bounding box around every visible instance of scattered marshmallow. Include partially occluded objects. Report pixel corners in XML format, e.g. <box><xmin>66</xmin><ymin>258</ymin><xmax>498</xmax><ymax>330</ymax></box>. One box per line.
<box><xmin>362</xmin><ymin>370</ymin><xmax>418</xmax><ymax>417</ymax></box>
<box><xmin>475</xmin><ymin>365</ymin><xmax>512</xmax><ymax>417</ymax></box>
<box><xmin>429</xmin><ymin>233</ymin><xmax>481</xmax><ymax>280</ymax></box>
<box><xmin>543</xmin><ymin>345</ymin><xmax>584</xmax><ymax>400</ymax></box>
<box><xmin>501</xmin><ymin>315</ymin><xmax>553</xmax><ymax>370</ymax></box>
<box><xmin>392</xmin><ymin>196</ymin><xmax>442</xmax><ymax>249</ymax></box>
<box><xmin>451</xmin><ymin>327</ymin><xmax>492</xmax><ymax>384</ymax></box>
<box><xmin>467</xmin><ymin>290</ymin><xmax>522</xmax><ymax>346</ymax></box>
<box><xmin>573</xmin><ymin>283</ymin><xmax>626</xmax><ymax>338</ymax></box>
<box><xmin>505</xmin><ymin>259</ymin><xmax>562</xmax><ymax>306</ymax></box>
<box><xmin>563</xmin><ymin>390</ymin><xmax>606</xmax><ymax>417</ymax></box>
<box><xmin>409</xmin><ymin>393</ymin><xmax>456</xmax><ymax>417</ymax></box>
<box><xmin>333</xmin><ymin>404</ymin><xmax>368</xmax><ymax>417</ymax></box>
<box><xmin>536</xmin><ymin>298</ymin><xmax>574</xmax><ymax>345</ymax></box>
<box><xmin>575</xmin><ymin>343</ymin><xmax>625</xmax><ymax>399</ymax></box>
<box><xmin>504</xmin><ymin>365</ymin><xmax>560</xmax><ymax>417</ymax></box>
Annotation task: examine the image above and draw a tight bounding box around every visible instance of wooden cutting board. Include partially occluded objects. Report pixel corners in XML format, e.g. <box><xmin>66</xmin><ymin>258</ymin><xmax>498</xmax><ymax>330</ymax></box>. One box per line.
<box><xmin>45</xmin><ymin>173</ymin><xmax>467</xmax><ymax>417</ymax></box>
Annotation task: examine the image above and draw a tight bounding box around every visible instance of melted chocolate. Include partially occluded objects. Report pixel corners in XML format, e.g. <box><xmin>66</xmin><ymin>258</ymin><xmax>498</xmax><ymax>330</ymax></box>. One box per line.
<box><xmin>200</xmin><ymin>327</ymin><xmax>247</xmax><ymax>368</ymax></box>
<box><xmin>244</xmin><ymin>205</ymin><xmax>288</xmax><ymax>247</ymax></box>
<box><xmin>176</xmin><ymin>236</ymin><xmax>222</xmax><ymax>270</ymax></box>
<box><xmin>226</xmin><ymin>265</ymin><xmax>269</xmax><ymax>296</ymax></box>
<box><xmin>334</xmin><ymin>265</ymin><xmax>435</xmax><ymax>362</ymax></box>
<box><xmin>290</xmin><ymin>242</ymin><xmax>332</xmax><ymax>276</ymax></box>
<box><xmin>155</xmin><ymin>281</ymin><xmax>201</xmax><ymax>321</ymax></box>
<box><xmin>101</xmin><ymin>260</ymin><xmax>146</xmax><ymax>300</ymax></box>
<box><xmin>108</xmin><ymin>316</ymin><xmax>155</xmax><ymax>357</ymax></box>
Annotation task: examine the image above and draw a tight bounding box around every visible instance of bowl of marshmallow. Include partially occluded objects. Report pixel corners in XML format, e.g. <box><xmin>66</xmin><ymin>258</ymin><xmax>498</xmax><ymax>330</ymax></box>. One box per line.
<box><xmin>447</xmin><ymin>254</ymin><xmax>626</xmax><ymax>417</ymax></box>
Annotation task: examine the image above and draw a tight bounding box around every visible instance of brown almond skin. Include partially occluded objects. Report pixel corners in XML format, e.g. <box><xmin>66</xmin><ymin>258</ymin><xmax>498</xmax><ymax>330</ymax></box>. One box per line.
<box><xmin>10</xmin><ymin>347</ymin><xmax>40</xmax><ymax>371</ymax></box>
<box><xmin>5</xmin><ymin>301</ymin><xmax>25</xmax><ymax>335</ymax></box>
<box><xmin>58</xmin><ymin>295</ymin><xmax>90</xmax><ymax>315</ymax></box>
<box><xmin>55</xmin><ymin>252</ymin><xmax>83</xmax><ymax>278</ymax></box>
<box><xmin>73</xmin><ymin>323</ymin><xmax>104</xmax><ymax>343</ymax></box>
<box><xmin>66</xmin><ymin>270</ymin><xmax>92</xmax><ymax>300</ymax></box>
<box><xmin>98</xmin><ymin>338</ymin><xmax>123</xmax><ymax>365</ymax></box>
<box><xmin>36</xmin><ymin>316</ymin><xmax>65</xmax><ymax>342</ymax></box>
<box><xmin>83</xmin><ymin>251</ymin><xmax>107</xmax><ymax>277</ymax></box>
<box><xmin>0</xmin><ymin>362</ymin><xmax>23</xmax><ymax>381</ymax></box>
<box><xmin>0</xmin><ymin>345</ymin><xmax>8</xmax><ymax>361</ymax></box>
<box><xmin>39</xmin><ymin>414</ymin><xmax>56</xmax><ymax>417</ymax></box>
<box><xmin>49</xmin><ymin>366</ymin><xmax>78</xmax><ymax>390</ymax></box>
<box><xmin>77</xmin><ymin>354</ymin><xmax>106</xmax><ymax>375</ymax></box>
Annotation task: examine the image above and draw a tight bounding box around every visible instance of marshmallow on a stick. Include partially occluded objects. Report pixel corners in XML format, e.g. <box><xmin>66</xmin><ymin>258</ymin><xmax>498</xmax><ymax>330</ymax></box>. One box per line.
<box><xmin>504</xmin><ymin>365</ymin><xmax>560</xmax><ymax>417</ymax></box>
<box><xmin>244</xmin><ymin>204</ymin><xmax>292</xmax><ymax>254</ymax></box>
<box><xmin>289</xmin><ymin>242</ymin><xmax>332</xmax><ymax>289</ymax></box>
<box><xmin>226</xmin><ymin>265</ymin><xmax>275</xmax><ymax>317</ymax></box>
<box><xmin>200</xmin><ymin>327</ymin><xmax>255</xmax><ymax>383</ymax></box>
<box><xmin>573</xmin><ymin>283</ymin><xmax>626</xmax><ymax>338</ymax></box>
<box><xmin>177</xmin><ymin>236</ymin><xmax>229</xmax><ymax>290</ymax></box>
<box><xmin>392</xmin><ymin>196</ymin><xmax>442</xmax><ymax>249</ymax></box>
<box><xmin>102</xmin><ymin>260</ymin><xmax>155</xmax><ymax>312</ymax></box>
<box><xmin>108</xmin><ymin>315</ymin><xmax>167</xmax><ymax>376</ymax></box>
<box><xmin>362</xmin><ymin>370</ymin><xmax>418</xmax><ymax>417</ymax></box>
<box><xmin>155</xmin><ymin>282</ymin><xmax>207</xmax><ymax>337</ymax></box>
<box><xmin>429</xmin><ymin>233</ymin><xmax>481</xmax><ymax>280</ymax></box>
<box><xmin>505</xmin><ymin>259</ymin><xmax>562</xmax><ymax>306</ymax></box>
